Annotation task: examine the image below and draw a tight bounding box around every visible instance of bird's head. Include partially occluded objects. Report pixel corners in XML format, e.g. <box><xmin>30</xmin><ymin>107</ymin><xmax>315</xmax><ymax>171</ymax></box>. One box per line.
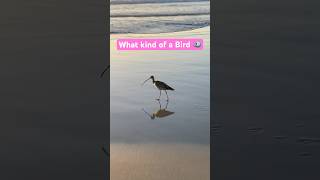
<box><xmin>142</xmin><ymin>75</ymin><xmax>155</xmax><ymax>86</ymax></box>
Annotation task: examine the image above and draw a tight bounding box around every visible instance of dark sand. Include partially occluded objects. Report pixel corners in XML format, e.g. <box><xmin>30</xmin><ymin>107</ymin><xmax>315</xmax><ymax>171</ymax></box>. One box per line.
<box><xmin>213</xmin><ymin>0</ymin><xmax>320</xmax><ymax>180</ymax></box>
<box><xmin>0</xmin><ymin>0</ymin><xmax>109</xmax><ymax>179</ymax></box>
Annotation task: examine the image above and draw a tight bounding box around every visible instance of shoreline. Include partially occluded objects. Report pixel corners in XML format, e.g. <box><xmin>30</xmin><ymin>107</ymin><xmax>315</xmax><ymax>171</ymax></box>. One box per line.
<box><xmin>111</xmin><ymin>26</ymin><xmax>210</xmax><ymax>37</ymax></box>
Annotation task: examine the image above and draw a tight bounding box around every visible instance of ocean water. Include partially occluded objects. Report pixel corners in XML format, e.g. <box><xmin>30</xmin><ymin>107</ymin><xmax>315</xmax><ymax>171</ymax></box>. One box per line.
<box><xmin>111</xmin><ymin>0</ymin><xmax>210</xmax><ymax>34</ymax></box>
<box><xmin>111</xmin><ymin>0</ymin><xmax>209</xmax><ymax>4</ymax></box>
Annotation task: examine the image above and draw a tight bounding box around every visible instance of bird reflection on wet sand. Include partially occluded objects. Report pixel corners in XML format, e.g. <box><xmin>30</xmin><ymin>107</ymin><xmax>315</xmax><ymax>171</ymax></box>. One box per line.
<box><xmin>142</xmin><ymin>100</ymin><xmax>175</xmax><ymax>120</ymax></box>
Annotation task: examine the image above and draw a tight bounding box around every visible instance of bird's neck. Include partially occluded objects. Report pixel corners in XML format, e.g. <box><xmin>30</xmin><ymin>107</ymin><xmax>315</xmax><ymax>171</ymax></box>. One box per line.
<box><xmin>151</xmin><ymin>78</ymin><xmax>155</xmax><ymax>83</ymax></box>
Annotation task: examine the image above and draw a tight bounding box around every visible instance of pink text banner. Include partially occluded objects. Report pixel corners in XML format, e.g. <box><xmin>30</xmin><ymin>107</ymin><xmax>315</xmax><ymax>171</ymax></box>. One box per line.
<box><xmin>116</xmin><ymin>38</ymin><xmax>204</xmax><ymax>51</ymax></box>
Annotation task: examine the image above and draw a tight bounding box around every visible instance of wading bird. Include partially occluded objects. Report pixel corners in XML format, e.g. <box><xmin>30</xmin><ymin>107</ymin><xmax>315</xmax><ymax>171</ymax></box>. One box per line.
<box><xmin>142</xmin><ymin>75</ymin><xmax>174</xmax><ymax>100</ymax></box>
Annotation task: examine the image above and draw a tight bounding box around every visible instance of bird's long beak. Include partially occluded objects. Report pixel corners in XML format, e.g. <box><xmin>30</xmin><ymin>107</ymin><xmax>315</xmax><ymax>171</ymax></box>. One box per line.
<box><xmin>141</xmin><ymin>77</ymin><xmax>150</xmax><ymax>86</ymax></box>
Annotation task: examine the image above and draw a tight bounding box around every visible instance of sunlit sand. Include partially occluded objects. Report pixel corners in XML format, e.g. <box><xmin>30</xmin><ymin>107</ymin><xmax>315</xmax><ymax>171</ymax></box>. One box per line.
<box><xmin>111</xmin><ymin>143</ymin><xmax>209</xmax><ymax>180</ymax></box>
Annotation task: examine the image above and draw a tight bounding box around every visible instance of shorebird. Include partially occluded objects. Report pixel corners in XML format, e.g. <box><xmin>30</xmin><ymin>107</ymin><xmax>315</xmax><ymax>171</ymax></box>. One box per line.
<box><xmin>142</xmin><ymin>75</ymin><xmax>174</xmax><ymax>100</ymax></box>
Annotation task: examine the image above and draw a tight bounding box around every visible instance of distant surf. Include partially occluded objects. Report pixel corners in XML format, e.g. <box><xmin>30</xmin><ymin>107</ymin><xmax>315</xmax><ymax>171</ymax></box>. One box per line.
<box><xmin>111</xmin><ymin>0</ymin><xmax>210</xmax><ymax>34</ymax></box>
<box><xmin>111</xmin><ymin>0</ymin><xmax>209</xmax><ymax>5</ymax></box>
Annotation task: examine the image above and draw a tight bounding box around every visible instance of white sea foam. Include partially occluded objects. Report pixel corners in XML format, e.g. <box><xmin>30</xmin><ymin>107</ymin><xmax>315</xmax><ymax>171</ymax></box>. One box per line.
<box><xmin>111</xmin><ymin>1</ymin><xmax>210</xmax><ymax>34</ymax></box>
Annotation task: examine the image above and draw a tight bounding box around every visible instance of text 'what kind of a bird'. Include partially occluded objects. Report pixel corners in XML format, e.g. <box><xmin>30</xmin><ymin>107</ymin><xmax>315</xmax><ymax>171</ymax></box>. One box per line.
<box><xmin>117</xmin><ymin>38</ymin><xmax>204</xmax><ymax>50</ymax></box>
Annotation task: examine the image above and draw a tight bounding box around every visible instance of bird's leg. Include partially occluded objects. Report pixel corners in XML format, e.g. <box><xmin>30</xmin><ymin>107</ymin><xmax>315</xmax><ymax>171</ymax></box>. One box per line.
<box><xmin>157</xmin><ymin>99</ymin><xmax>162</xmax><ymax>109</ymax></box>
<box><xmin>165</xmin><ymin>99</ymin><xmax>169</xmax><ymax>109</ymax></box>
<box><xmin>157</xmin><ymin>90</ymin><xmax>161</xmax><ymax>100</ymax></box>
<box><xmin>165</xmin><ymin>90</ymin><xmax>169</xmax><ymax>101</ymax></box>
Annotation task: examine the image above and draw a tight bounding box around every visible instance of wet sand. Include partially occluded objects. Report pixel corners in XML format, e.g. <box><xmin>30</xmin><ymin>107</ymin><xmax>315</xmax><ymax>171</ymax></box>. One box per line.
<box><xmin>111</xmin><ymin>27</ymin><xmax>210</xmax><ymax>179</ymax></box>
<box><xmin>111</xmin><ymin>143</ymin><xmax>209</xmax><ymax>180</ymax></box>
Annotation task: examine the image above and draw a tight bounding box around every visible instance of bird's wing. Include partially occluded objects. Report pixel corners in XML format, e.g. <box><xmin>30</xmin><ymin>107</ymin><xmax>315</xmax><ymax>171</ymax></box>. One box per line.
<box><xmin>157</xmin><ymin>81</ymin><xmax>174</xmax><ymax>90</ymax></box>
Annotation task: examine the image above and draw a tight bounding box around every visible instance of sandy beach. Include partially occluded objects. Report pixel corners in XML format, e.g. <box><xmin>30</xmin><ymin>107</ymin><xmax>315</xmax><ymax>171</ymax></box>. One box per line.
<box><xmin>2</xmin><ymin>0</ymin><xmax>320</xmax><ymax>179</ymax></box>
<box><xmin>111</xmin><ymin>143</ymin><xmax>209</xmax><ymax>180</ymax></box>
